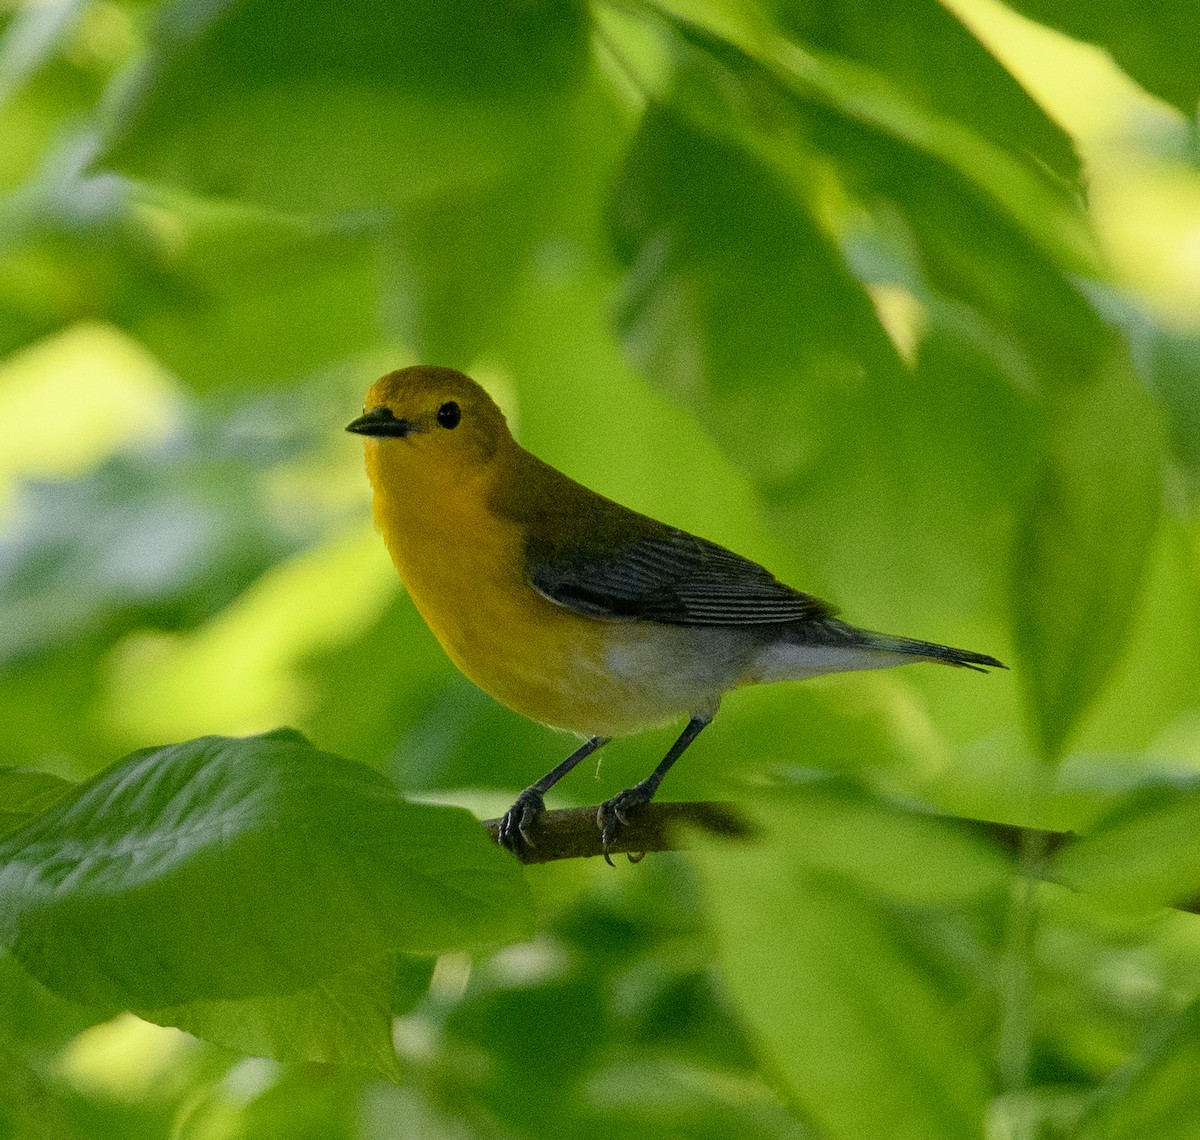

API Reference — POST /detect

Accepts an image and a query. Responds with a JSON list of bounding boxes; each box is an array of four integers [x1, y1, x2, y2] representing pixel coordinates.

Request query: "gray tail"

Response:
[[864, 632, 1007, 673]]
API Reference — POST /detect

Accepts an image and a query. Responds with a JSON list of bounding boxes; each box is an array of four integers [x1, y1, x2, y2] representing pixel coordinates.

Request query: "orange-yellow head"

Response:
[[345, 365, 514, 480]]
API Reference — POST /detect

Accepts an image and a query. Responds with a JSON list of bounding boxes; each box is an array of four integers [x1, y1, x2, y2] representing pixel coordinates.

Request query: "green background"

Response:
[[1, 0, 1200, 1136]]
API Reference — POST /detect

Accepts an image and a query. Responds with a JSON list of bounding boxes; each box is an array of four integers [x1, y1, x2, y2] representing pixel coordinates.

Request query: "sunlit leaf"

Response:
[[690, 786, 1004, 1140], [1006, 0, 1200, 117], [0, 728, 533, 1009], [773, 0, 1081, 187], [143, 955, 403, 1076]]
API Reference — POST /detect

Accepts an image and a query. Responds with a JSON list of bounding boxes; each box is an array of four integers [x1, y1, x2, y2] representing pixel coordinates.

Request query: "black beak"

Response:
[[345, 406, 418, 438]]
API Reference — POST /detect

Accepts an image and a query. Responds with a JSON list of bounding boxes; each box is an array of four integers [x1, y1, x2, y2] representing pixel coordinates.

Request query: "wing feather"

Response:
[[528, 531, 834, 627]]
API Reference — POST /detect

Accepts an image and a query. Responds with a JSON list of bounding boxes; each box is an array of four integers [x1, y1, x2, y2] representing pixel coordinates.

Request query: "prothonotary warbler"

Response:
[[347, 365, 1004, 858]]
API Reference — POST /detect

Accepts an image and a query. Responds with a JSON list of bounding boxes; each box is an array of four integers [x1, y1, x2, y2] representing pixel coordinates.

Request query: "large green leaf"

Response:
[[1011, 354, 1164, 761], [1006, 0, 1200, 117], [97, 0, 587, 214], [0, 728, 533, 1010], [97, 0, 589, 361], [691, 785, 1006, 1140], [772, 0, 1080, 188], [808, 112, 1103, 394], [642, 3, 1094, 275], [610, 104, 904, 490]]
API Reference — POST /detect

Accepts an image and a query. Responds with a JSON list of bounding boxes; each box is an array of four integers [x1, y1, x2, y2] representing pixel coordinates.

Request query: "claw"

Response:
[[597, 784, 651, 866], [498, 789, 545, 855]]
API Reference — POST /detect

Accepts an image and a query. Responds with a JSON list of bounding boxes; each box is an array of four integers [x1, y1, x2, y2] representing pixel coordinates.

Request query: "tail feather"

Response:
[[865, 633, 1006, 673]]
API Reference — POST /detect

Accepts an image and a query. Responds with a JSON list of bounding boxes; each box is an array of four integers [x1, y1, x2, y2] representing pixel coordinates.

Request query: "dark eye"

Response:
[[437, 401, 461, 429]]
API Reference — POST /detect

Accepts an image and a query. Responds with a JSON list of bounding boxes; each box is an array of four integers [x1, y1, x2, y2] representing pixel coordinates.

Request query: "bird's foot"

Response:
[[597, 782, 654, 866], [497, 788, 545, 854]]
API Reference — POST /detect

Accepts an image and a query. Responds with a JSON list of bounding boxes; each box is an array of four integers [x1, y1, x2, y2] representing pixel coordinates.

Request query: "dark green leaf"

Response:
[[773, 0, 1080, 187], [611, 105, 904, 489], [811, 114, 1104, 394], [0, 767, 74, 840], [1011, 353, 1164, 760], [0, 728, 533, 1009]]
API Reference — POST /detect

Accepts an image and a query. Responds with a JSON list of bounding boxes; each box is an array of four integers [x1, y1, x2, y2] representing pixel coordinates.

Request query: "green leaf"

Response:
[[141, 952, 434, 1074], [648, 4, 1095, 278], [97, 0, 588, 215], [0, 767, 74, 840], [690, 786, 1003, 1140], [129, 188, 386, 390], [1075, 998, 1200, 1139], [610, 105, 904, 489], [1005, 0, 1200, 118], [95, 0, 589, 361], [143, 954, 404, 1076], [0, 728, 533, 1010], [0, 146, 386, 387], [773, 0, 1081, 188], [1056, 780, 1200, 912], [1011, 353, 1164, 760], [814, 114, 1103, 393], [0, 419, 303, 663]]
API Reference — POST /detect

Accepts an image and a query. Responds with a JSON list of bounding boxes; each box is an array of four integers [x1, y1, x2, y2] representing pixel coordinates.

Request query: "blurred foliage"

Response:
[[0, 0, 1199, 1136]]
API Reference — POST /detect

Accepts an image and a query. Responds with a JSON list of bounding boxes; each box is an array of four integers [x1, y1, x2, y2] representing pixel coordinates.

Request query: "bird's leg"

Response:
[[597, 714, 712, 863], [497, 736, 609, 853]]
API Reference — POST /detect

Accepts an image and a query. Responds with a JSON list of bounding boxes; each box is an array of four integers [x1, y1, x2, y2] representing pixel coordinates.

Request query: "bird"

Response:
[[347, 365, 1004, 860]]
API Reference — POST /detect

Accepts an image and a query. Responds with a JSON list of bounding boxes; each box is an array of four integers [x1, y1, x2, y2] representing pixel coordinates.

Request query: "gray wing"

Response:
[[528, 531, 835, 626]]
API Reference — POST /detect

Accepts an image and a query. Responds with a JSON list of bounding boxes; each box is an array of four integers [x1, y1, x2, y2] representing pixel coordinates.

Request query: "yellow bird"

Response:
[[347, 365, 1003, 856]]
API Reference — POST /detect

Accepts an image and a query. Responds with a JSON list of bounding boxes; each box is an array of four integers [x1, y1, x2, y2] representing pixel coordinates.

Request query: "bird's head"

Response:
[[347, 366, 513, 478]]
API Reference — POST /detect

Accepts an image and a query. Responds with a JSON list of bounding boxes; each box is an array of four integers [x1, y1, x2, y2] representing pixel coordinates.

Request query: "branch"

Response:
[[481, 801, 1200, 917], [480, 801, 753, 864]]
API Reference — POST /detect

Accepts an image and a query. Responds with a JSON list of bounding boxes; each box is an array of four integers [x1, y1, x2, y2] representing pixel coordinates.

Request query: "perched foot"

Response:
[[497, 788, 546, 854], [597, 781, 655, 866]]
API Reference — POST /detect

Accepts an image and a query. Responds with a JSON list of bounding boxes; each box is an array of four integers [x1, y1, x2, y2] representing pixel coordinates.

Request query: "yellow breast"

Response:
[[368, 443, 700, 737]]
